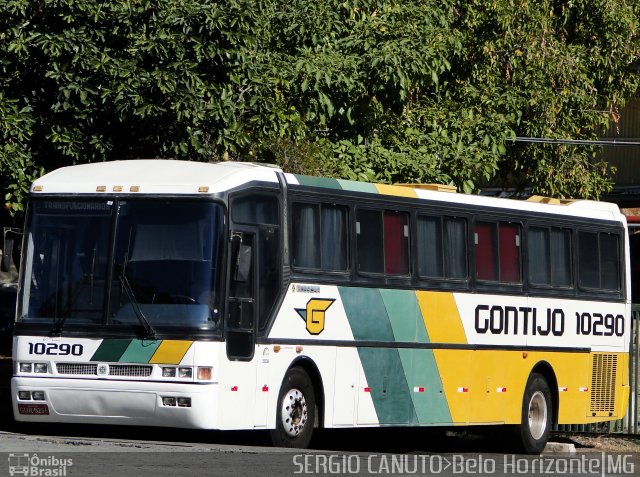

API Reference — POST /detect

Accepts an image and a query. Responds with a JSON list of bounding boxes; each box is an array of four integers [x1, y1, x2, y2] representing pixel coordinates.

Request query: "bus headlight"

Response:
[[18, 391, 31, 400], [34, 363, 48, 374], [19, 363, 32, 373], [162, 367, 176, 378], [177, 367, 192, 378], [177, 397, 191, 407]]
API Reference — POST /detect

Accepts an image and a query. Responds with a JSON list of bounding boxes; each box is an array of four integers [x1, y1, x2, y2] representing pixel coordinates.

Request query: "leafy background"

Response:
[[2, 0, 639, 225]]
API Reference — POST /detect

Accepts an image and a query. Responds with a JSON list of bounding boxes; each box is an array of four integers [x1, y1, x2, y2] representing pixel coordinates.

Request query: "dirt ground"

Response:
[[557, 433, 640, 452]]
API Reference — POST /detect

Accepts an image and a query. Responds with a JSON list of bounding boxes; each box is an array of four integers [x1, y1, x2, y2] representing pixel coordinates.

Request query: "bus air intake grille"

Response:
[[56, 363, 98, 375], [108, 365, 152, 377], [590, 354, 617, 413], [56, 363, 152, 377]]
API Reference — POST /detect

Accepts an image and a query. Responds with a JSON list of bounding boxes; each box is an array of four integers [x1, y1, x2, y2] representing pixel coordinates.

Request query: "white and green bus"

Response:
[[12, 160, 630, 453]]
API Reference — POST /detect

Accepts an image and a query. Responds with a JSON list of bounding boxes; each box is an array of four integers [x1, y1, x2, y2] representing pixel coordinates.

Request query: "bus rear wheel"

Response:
[[516, 373, 552, 454], [270, 367, 316, 448]]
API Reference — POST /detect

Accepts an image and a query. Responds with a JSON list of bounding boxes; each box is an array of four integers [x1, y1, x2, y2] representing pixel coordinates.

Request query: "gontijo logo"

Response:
[[296, 299, 335, 335]]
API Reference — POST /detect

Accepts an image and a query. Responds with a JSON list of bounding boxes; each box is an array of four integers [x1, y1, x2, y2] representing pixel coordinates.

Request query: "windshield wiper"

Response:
[[119, 273, 157, 340]]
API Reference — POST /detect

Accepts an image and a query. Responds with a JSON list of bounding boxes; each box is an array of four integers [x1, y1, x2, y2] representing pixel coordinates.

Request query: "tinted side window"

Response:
[[474, 222, 497, 281], [417, 215, 467, 279], [356, 209, 383, 274], [384, 211, 409, 275], [356, 209, 410, 276], [600, 233, 620, 290], [232, 195, 278, 225], [579, 232, 600, 289], [475, 221, 521, 283], [292, 203, 348, 271], [528, 226, 572, 287]]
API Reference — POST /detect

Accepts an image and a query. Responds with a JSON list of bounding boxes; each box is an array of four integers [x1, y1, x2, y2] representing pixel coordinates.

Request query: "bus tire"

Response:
[[270, 367, 316, 448], [516, 372, 552, 454]]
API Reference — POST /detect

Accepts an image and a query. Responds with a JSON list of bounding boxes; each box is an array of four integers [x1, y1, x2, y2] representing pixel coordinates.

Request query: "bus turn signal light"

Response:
[[197, 367, 212, 380]]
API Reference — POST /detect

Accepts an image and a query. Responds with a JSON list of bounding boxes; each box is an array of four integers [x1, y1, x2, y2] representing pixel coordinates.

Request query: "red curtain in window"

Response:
[[384, 212, 409, 274], [499, 223, 520, 282], [475, 223, 496, 280]]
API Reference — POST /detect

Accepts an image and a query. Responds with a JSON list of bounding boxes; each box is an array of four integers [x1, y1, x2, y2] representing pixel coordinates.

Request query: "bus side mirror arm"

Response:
[[231, 233, 252, 283], [1, 237, 13, 273]]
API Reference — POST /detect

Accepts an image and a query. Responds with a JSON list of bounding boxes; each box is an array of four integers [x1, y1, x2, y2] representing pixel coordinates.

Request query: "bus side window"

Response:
[[292, 203, 348, 271], [474, 221, 521, 283], [417, 215, 467, 279], [579, 231, 621, 291]]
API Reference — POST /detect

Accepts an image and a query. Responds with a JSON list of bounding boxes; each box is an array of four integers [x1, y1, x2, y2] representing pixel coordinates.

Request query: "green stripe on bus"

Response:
[[358, 347, 418, 425], [340, 287, 418, 424], [294, 175, 342, 189], [119, 339, 162, 363], [336, 179, 378, 194], [91, 339, 132, 362], [338, 287, 395, 341], [380, 289, 429, 343], [399, 348, 452, 424]]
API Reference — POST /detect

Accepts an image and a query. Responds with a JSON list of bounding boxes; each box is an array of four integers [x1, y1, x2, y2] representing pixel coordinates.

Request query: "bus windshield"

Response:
[[18, 199, 224, 332]]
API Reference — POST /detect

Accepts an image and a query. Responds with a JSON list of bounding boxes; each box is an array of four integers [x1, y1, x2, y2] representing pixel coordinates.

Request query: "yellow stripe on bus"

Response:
[[416, 291, 467, 344], [149, 340, 193, 365], [374, 184, 419, 198]]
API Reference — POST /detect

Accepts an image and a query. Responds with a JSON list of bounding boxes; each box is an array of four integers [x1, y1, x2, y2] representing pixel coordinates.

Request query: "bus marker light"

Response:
[[296, 346, 303, 354], [96, 186, 106, 192], [559, 387, 568, 392], [364, 387, 371, 393], [198, 186, 209, 193], [130, 185, 140, 192], [579, 387, 589, 392], [177, 397, 191, 407], [496, 387, 507, 393], [262, 385, 269, 392], [197, 367, 212, 380], [457, 387, 469, 393], [113, 185, 123, 192], [162, 397, 177, 406], [413, 387, 425, 393], [231, 386, 238, 392], [33, 185, 43, 192], [18, 391, 31, 401], [273, 346, 281, 353], [522, 352, 528, 359]]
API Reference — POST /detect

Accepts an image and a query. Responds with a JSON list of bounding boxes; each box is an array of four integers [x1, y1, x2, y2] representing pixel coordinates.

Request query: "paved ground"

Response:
[[1, 357, 639, 476]]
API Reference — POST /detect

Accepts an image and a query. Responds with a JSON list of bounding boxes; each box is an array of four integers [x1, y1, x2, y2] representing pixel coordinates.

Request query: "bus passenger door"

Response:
[[226, 230, 256, 361]]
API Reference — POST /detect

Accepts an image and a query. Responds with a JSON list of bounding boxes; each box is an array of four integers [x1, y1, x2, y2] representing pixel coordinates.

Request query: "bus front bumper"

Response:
[[12, 376, 220, 429]]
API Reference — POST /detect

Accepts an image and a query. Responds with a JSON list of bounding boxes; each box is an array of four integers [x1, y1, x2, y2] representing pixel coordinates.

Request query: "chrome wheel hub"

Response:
[[280, 387, 308, 437]]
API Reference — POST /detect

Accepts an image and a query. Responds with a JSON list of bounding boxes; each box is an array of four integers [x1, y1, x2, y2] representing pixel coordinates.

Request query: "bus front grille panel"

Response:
[[56, 363, 98, 375], [56, 363, 152, 377], [590, 354, 617, 414], [108, 364, 152, 377]]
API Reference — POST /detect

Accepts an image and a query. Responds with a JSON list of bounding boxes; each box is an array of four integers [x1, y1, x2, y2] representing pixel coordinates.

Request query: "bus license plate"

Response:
[[18, 403, 49, 415]]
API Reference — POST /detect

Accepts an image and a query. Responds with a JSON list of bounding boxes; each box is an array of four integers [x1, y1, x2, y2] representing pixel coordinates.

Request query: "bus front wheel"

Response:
[[516, 372, 552, 454], [270, 367, 316, 448]]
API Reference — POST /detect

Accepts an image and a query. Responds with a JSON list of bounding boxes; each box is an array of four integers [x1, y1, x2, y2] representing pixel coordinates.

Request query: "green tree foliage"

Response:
[[1, 0, 639, 217]]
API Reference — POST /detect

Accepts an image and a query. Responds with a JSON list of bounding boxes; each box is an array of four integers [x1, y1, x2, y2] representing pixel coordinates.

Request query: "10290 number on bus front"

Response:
[[28, 342, 84, 356]]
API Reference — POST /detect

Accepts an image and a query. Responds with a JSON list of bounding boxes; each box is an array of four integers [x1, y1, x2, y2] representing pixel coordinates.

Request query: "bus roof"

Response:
[[31, 160, 623, 223]]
